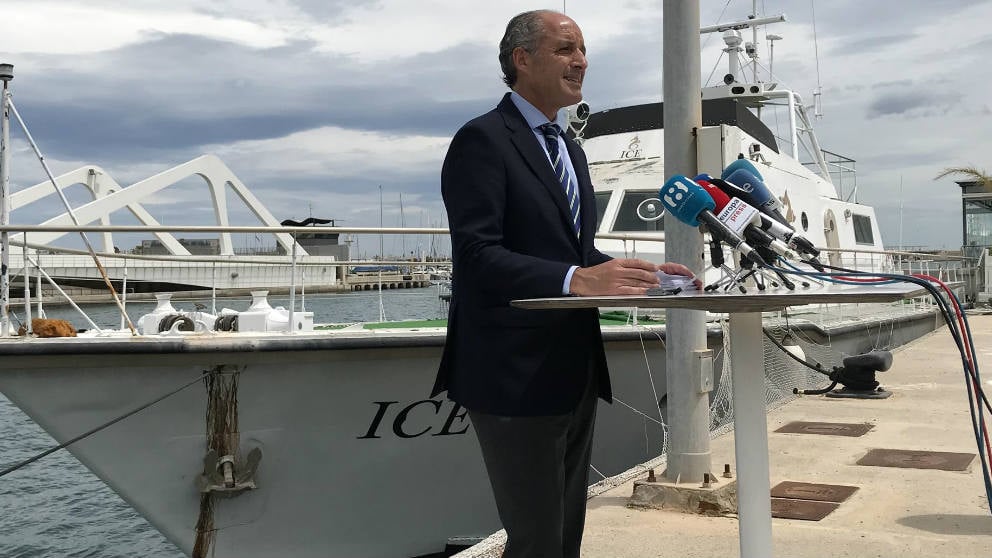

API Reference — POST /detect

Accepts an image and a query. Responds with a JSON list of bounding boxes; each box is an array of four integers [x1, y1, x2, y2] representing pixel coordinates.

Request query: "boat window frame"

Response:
[[610, 190, 665, 233], [852, 214, 875, 245]]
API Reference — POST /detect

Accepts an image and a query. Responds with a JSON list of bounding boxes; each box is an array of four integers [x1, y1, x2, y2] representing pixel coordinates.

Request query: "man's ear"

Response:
[[511, 47, 529, 78]]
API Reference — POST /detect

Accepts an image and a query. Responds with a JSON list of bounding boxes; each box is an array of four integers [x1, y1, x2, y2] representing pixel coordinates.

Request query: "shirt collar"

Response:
[[510, 91, 565, 130]]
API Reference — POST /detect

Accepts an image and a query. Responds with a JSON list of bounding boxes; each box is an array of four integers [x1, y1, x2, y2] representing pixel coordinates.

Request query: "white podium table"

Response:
[[512, 283, 925, 558]]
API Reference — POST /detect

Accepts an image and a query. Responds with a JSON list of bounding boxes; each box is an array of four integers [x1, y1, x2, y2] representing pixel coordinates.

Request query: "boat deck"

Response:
[[458, 313, 992, 558]]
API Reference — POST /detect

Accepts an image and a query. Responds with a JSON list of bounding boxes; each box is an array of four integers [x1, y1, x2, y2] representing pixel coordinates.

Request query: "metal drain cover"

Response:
[[775, 421, 874, 437], [771, 481, 859, 503], [856, 449, 975, 471], [771, 498, 839, 521]]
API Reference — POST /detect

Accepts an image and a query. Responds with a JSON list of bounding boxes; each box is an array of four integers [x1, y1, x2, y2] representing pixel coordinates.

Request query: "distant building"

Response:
[[957, 180, 992, 251], [276, 226, 349, 260], [134, 238, 220, 255]]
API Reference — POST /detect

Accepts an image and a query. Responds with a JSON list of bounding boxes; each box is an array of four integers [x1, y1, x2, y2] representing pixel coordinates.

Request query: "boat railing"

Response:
[[0, 224, 453, 336], [0, 223, 972, 335], [804, 149, 858, 202]]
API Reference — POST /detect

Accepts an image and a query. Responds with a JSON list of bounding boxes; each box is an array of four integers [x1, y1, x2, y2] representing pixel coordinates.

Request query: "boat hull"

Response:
[[0, 331, 671, 558], [0, 309, 941, 557]]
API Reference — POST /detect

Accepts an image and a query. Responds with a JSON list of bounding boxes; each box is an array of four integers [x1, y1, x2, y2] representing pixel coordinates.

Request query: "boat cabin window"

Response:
[[852, 214, 874, 245], [595, 192, 611, 230], [612, 190, 664, 232]]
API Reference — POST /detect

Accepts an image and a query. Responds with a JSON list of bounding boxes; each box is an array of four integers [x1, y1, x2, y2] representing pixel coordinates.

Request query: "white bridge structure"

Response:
[[8, 155, 346, 294]]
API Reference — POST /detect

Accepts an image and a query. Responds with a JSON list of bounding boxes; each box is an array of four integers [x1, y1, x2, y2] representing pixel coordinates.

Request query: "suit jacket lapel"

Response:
[[497, 94, 581, 251]]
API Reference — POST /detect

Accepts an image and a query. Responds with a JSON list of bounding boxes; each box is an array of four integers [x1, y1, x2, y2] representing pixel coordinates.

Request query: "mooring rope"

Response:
[[193, 365, 243, 558]]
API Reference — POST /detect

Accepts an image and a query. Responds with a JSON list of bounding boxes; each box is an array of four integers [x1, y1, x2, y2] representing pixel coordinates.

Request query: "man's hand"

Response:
[[570, 258, 662, 296], [570, 259, 702, 296]]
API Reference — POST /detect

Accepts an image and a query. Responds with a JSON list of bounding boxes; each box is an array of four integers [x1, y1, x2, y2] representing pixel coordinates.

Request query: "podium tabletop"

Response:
[[511, 282, 927, 314]]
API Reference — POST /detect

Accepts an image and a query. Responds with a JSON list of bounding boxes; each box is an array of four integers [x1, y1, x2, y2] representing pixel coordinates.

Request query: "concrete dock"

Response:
[[579, 315, 991, 557], [457, 314, 992, 558]]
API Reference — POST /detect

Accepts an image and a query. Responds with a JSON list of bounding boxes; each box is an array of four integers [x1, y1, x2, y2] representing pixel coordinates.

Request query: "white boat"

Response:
[[0, 6, 963, 558]]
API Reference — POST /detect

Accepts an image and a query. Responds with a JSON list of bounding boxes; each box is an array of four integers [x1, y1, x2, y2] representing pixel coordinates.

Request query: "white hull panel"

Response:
[[0, 331, 667, 557]]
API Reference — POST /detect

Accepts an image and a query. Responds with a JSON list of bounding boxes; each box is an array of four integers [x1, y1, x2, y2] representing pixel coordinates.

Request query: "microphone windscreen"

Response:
[[698, 180, 732, 212], [724, 168, 777, 208], [659, 175, 715, 227], [694, 173, 714, 182], [722, 158, 763, 181]]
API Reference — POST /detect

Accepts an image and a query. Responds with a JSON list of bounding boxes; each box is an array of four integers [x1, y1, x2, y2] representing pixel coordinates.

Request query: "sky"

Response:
[[1, 0, 989, 256]]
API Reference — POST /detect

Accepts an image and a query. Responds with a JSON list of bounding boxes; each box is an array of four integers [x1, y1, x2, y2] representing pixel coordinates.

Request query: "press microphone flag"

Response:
[[707, 173, 821, 260], [697, 177, 792, 257], [660, 175, 767, 267]]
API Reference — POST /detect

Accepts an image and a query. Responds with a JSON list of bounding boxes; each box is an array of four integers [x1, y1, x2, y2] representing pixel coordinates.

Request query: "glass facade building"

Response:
[[960, 181, 992, 253]]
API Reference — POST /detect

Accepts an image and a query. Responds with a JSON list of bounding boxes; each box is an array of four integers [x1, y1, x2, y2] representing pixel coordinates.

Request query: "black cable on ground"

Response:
[[773, 261, 992, 514]]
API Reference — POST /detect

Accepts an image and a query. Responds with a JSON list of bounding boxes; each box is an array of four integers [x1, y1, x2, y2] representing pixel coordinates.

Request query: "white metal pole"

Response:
[[289, 233, 297, 333], [35, 254, 43, 318], [0, 65, 12, 337], [28, 256, 101, 331], [23, 231, 31, 333], [899, 176, 904, 251], [211, 261, 217, 315], [663, 0, 711, 482], [787, 92, 798, 160], [120, 257, 128, 331], [378, 185, 385, 322], [729, 311, 774, 557]]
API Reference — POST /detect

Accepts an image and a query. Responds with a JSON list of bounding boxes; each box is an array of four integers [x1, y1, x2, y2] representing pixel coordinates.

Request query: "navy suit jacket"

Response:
[[432, 93, 613, 416]]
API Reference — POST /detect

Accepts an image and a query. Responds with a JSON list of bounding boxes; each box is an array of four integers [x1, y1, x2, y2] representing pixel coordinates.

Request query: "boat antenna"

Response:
[[811, 0, 823, 118], [0, 64, 137, 334], [750, 0, 759, 83], [767, 33, 782, 80]]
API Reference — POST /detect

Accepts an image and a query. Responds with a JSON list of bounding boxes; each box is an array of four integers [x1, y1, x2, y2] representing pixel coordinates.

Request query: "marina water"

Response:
[[0, 287, 448, 558]]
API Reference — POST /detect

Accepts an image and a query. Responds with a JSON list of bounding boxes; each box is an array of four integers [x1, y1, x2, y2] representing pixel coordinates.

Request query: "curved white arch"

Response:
[[11, 154, 307, 256]]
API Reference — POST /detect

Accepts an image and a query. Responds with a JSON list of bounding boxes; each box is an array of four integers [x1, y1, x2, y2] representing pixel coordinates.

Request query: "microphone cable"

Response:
[[769, 259, 992, 515]]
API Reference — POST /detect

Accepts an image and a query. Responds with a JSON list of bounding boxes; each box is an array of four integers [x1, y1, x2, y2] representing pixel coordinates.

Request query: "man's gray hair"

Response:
[[499, 10, 553, 87]]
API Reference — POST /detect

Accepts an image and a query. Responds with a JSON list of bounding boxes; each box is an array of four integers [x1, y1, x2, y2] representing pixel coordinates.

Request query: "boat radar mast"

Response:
[[699, 11, 832, 180]]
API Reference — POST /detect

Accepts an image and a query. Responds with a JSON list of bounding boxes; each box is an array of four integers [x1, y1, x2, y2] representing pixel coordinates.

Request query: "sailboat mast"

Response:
[[0, 63, 12, 337]]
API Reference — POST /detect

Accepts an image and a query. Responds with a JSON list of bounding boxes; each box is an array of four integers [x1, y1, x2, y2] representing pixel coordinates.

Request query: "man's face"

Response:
[[514, 14, 587, 119]]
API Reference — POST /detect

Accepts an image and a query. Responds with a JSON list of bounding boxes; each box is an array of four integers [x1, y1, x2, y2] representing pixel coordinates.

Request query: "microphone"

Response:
[[697, 176, 805, 289], [695, 177, 793, 259], [707, 173, 821, 260], [721, 158, 764, 181], [660, 175, 767, 267], [721, 168, 786, 221]]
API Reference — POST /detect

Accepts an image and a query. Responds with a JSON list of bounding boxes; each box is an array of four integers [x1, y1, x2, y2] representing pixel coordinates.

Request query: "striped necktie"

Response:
[[538, 123, 581, 238]]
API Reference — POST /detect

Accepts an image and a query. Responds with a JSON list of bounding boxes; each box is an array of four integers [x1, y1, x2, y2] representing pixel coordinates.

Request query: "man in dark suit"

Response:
[[432, 9, 696, 558]]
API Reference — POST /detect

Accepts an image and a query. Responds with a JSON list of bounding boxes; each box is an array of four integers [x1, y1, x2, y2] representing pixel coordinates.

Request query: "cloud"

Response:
[[834, 34, 919, 54], [8, 32, 500, 164], [288, 0, 382, 19], [5, 0, 992, 253], [866, 90, 963, 119]]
